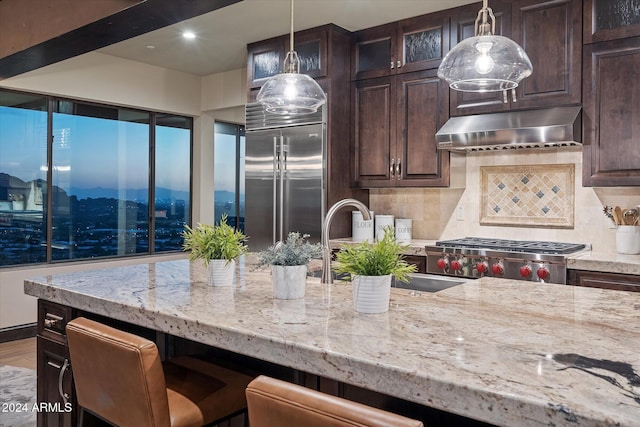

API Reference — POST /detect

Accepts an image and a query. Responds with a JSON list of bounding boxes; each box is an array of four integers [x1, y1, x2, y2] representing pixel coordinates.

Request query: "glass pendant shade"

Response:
[[438, 34, 532, 92], [437, 0, 532, 92], [256, 0, 326, 115], [257, 72, 326, 115]]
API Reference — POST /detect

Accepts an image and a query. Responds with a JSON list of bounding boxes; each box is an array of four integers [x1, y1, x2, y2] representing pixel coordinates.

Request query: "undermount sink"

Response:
[[307, 269, 349, 281], [392, 273, 467, 293], [309, 270, 467, 293]]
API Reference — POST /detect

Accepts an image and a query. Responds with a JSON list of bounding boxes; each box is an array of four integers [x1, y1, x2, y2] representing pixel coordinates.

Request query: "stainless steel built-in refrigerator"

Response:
[[244, 103, 326, 251]]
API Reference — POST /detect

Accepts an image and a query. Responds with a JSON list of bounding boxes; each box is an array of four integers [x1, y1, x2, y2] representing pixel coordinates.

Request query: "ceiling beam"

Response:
[[0, 0, 243, 79]]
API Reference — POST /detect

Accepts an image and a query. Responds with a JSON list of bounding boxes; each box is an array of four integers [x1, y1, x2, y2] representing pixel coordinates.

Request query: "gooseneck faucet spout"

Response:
[[321, 198, 371, 284]]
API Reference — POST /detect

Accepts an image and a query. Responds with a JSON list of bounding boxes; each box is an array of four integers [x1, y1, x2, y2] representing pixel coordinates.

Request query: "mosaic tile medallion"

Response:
[[480, 164, 575, 228]]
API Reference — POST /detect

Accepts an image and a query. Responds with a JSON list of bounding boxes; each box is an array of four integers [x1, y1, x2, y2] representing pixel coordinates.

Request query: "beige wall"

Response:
[[0, 54, 247, 329], [0, 253, 186, 328]]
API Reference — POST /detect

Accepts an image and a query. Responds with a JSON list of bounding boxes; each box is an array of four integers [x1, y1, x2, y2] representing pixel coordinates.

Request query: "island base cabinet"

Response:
[[297, 373, 495, 426], [568, 270, 640, 292], [36, 337, 75, 427]]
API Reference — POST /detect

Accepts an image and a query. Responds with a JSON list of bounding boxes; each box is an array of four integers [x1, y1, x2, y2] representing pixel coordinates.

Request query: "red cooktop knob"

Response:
[[450, 259, 462, 271], [476, 262, 488, 274], [519, 265, 532, 278], [537, 267, 550, 281], [491, 263, 504, 275], [436, 258, 448, 270]]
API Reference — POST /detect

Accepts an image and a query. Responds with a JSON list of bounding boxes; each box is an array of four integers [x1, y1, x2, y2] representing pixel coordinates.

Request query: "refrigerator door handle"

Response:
[[278, 135, 285, 243], [273, 136, 278, 245]]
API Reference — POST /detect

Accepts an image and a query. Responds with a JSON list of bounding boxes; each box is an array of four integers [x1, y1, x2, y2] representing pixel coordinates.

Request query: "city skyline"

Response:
[[1, 106, 191, 196]]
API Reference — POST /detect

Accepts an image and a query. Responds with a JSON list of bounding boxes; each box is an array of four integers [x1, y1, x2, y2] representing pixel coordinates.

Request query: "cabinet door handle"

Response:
[[502, 90, 508, 104], [58, 358, 70, 405], [44, 313, 63, 328], [396, 159, 402, 179], [48, 359, 71, 404], [511, 88, 517, 103], [390, 158, 395, 176], [390, 61, 395, 69]]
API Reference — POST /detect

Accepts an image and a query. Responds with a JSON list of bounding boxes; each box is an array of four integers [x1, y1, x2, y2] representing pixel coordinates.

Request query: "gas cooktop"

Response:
[[434, 237, 586, 255], [425, 237, 590, 284]]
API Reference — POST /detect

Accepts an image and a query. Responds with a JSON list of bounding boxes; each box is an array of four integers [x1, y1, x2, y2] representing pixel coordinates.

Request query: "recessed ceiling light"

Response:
[[182, 31, 196, 40], [145, 45, 155, 49]]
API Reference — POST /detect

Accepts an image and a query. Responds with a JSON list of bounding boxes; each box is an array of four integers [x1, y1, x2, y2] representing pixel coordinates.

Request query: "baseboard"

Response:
[[0, 323, 37, 343]]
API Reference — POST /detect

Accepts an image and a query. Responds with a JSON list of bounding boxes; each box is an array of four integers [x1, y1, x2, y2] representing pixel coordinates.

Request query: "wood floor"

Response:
[[0, 337, 36, 369]]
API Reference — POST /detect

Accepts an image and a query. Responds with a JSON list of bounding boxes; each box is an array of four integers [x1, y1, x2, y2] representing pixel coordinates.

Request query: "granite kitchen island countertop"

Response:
[[24, 258, 640, 427]]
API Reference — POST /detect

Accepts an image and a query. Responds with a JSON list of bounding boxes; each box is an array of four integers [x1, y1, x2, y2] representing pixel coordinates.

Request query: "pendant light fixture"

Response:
[[438, 0, 532, 92], [256, 0, 326, 115]]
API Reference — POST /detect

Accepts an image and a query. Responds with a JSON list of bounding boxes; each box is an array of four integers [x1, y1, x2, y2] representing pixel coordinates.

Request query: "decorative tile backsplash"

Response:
[[480, 164, 575, 228]]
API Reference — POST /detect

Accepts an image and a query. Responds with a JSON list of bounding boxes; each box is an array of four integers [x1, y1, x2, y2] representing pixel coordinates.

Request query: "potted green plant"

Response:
[[333, 227, 416, 313], [257, 232, 322, 299], [182, 214, 248, 286]]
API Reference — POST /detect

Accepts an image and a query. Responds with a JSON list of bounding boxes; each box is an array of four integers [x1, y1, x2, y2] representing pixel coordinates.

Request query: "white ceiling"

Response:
[[98, 0, 477, 76]]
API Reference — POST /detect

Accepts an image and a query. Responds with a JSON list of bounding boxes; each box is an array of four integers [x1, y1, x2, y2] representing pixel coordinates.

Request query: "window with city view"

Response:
[[214, 122, 245, 231], [0, 89, 192, 267], [155, 114, 191, 252]]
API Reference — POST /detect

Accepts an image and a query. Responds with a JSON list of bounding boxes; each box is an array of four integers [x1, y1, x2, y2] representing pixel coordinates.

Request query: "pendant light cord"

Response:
[[290, 0, 294, 50], [284, 0, 300, 73], [475, 0, 495, 36]]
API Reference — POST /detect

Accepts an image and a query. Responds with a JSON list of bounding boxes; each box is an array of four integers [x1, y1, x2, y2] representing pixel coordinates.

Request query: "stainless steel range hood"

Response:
[[436, 106, 581, 152]]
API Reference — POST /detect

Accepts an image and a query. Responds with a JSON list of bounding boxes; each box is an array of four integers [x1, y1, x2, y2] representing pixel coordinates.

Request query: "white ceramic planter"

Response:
[[352, 274, 392, 314], [207, 259, 235, 286], [272, 265, 307, 299]]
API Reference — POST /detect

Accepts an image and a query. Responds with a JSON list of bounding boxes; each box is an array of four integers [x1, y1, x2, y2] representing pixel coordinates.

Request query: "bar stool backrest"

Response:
[[66, 317, 171, 427], [246, 375, 424, 427]]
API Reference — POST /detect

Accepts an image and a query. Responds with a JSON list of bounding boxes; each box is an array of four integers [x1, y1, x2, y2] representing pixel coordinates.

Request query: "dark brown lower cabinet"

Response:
[[568, 270, 640, 292], [403, 255, 426, 273], [36, 337, 75, 427]]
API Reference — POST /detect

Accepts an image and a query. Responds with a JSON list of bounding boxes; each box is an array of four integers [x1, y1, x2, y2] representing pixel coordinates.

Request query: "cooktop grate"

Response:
[[434, 237, 586, 254]]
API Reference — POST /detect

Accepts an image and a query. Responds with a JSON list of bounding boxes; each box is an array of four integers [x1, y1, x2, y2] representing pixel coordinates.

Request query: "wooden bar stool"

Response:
[[66, 317, 253, 427], [246, 375, 424, 427]]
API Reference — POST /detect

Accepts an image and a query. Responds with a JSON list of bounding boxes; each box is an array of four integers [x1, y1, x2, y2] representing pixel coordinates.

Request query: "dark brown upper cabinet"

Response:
[[584, 0, 640, 44], [247, 26, 330, 91], [247, 36, 286, 90], [512, 0, 582, 109], [449, 0, 582, 116], [583, 36, 640, 187], [352, 69, 450, 188], [292, 29, 329, 79], [351, 11, 450, 80]]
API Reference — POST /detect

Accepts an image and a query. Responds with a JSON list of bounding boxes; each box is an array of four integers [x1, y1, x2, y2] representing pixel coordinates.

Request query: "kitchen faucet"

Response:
[[321, 198, 372, 284]]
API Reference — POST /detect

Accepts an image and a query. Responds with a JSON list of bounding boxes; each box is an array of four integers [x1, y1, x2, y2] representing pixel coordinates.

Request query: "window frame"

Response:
[[0, 88, 193, 268]]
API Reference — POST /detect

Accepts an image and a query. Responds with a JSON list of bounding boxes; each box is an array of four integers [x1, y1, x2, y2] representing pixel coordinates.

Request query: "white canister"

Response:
[[352, 211, 374, 242], [375, 215, 395, 241], [395, 218, 412, 243], [616, 225, 640, 254]]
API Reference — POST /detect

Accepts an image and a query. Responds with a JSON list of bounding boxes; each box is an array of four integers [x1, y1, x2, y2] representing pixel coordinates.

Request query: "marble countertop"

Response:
[[568, 251, 640, 275], [24, 258, 640, 427]]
